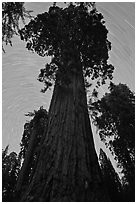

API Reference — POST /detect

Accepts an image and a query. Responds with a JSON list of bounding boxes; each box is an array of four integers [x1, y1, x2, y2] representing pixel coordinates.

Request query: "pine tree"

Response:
[[17, 3, 114, 201]]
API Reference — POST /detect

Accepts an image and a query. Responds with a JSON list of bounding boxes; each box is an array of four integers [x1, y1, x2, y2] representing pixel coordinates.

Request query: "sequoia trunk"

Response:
[[21, 63, 109, 201]]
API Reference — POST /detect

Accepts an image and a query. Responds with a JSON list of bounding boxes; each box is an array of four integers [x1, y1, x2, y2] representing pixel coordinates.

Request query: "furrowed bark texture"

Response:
[[21, 63, 109, 201]]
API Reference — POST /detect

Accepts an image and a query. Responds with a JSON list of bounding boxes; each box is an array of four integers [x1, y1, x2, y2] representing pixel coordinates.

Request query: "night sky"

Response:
[[2, 2, 135, 155]]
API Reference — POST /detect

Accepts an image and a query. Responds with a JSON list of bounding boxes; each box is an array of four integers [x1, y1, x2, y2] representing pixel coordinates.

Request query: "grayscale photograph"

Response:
[[2, 2, 135, 202]]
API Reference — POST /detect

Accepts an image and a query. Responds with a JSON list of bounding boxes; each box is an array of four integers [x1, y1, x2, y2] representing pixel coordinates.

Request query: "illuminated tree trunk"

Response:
[[21, 60, 109, 201]]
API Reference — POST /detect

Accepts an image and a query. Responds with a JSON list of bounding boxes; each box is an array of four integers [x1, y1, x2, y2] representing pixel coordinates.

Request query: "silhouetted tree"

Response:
[[2, 2, 32, 52], [16, 107, 48, 198], [90, 82, 135, 201], [18, 2, 114, 201], [99, 148, 123, 201], [2, 146, 21, 201], [2, 107, 48, 201]]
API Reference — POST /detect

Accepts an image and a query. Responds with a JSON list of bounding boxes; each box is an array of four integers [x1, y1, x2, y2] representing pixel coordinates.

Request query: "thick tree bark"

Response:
[[21, 62, 109, 201]]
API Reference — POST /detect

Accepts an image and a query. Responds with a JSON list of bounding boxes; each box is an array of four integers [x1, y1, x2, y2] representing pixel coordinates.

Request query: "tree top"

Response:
[[19, 2, 114, 91]]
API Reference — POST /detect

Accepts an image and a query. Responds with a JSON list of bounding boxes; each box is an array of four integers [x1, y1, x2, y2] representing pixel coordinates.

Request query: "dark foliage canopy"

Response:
[[19, 2, 114, 92], [2, 2, 32, 51], [90, 82, 135, 157], [2, 146, 21, 201], [20, 107, 48, 158], [90, 82, 135, 201]]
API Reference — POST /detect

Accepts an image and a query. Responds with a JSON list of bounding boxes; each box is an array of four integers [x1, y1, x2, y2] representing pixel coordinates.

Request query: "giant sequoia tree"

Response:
[[17, 2, 114, 201]]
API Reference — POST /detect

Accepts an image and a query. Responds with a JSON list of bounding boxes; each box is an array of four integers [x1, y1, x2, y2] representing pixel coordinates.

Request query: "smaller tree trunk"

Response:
[[16, 125, 37, 195]]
